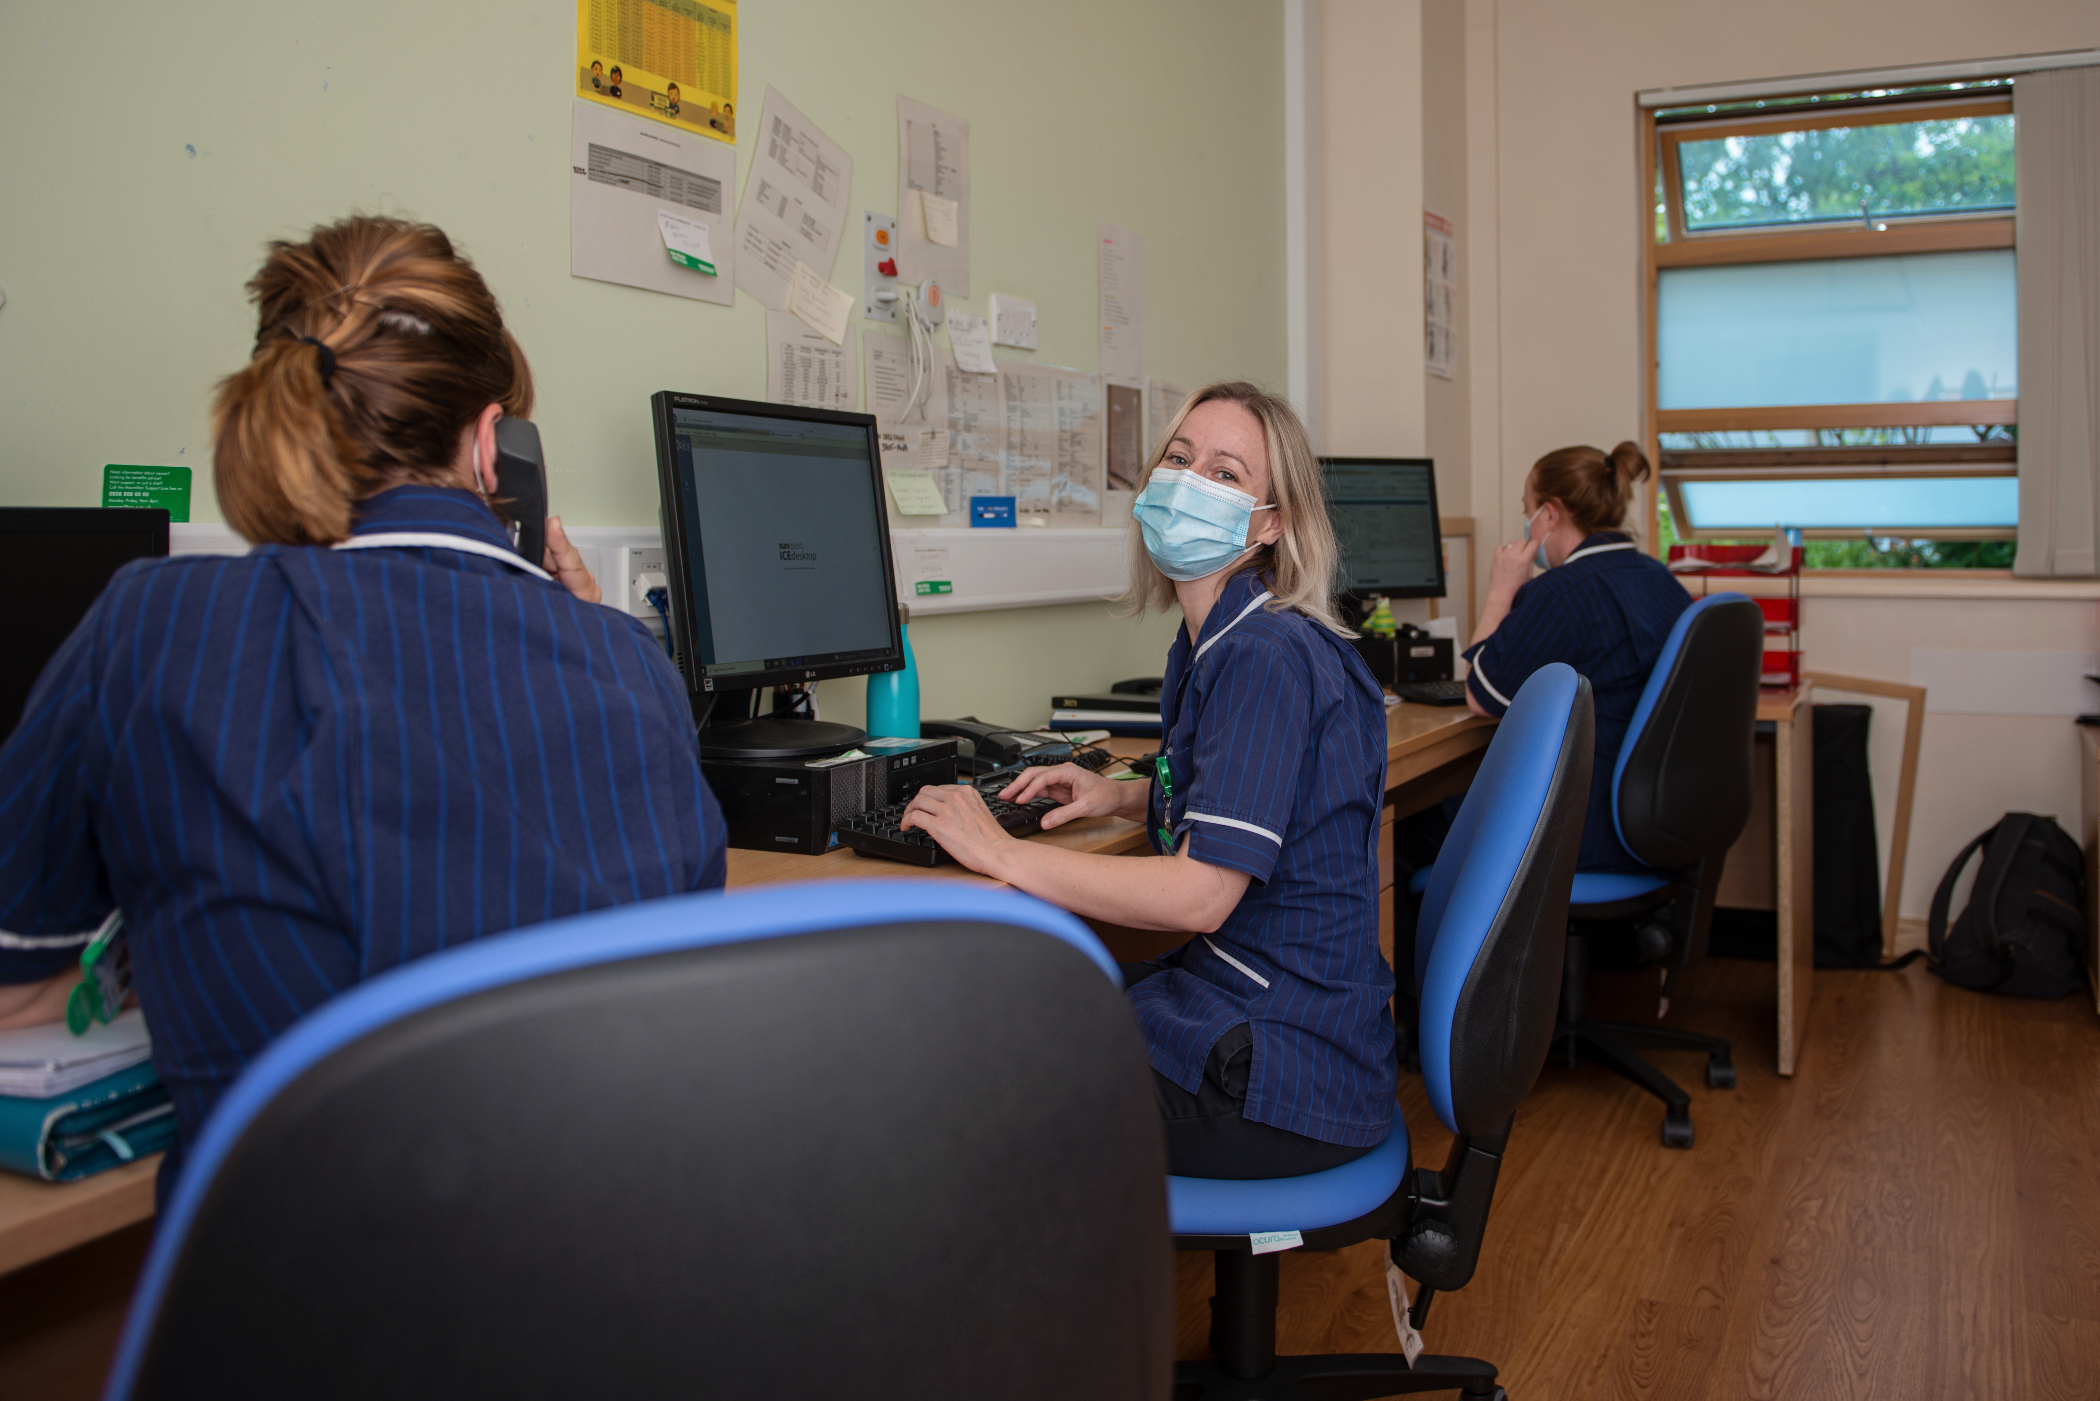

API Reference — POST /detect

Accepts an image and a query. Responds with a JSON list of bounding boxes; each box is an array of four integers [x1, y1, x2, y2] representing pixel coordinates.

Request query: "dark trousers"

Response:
[[1120, 963, 1376, 1180]]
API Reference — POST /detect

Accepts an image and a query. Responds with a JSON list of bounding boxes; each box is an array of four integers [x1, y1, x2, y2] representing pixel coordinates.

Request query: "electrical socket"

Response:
[[616, 545, 667, 619]]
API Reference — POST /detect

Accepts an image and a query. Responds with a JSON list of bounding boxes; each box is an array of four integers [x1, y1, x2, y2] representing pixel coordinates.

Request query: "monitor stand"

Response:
[[701, 713, 869, 760]]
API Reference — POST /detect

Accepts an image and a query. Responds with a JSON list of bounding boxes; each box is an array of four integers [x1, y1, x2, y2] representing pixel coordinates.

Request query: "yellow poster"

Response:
[[576, 0, 737, 143]]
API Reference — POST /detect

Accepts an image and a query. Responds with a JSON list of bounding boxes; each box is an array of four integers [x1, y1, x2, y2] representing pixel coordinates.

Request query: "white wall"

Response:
[[1318, 0, 1426, 464], [0, 0, 1282, 731]]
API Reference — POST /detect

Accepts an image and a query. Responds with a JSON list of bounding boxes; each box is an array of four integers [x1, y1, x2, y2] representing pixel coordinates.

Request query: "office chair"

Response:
[[1171, 663, 1593, 1400], [1557, 593, 1763, 1148], [104, 882, 1172, 1401]]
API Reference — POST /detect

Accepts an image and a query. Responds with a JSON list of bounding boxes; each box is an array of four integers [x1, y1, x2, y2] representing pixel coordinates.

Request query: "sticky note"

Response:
[[946, 312, 997, 375], [657, 211, 716, 275], [788, 260, 854, 345], [920, 190, 959, 248], [101, 465, 191, 522], [885, 470, 949, 517], [914, 427, 952, 470]]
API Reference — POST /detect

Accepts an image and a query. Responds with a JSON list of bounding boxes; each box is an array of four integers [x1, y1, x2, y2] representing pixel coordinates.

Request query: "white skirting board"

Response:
[[171, 523, 1135, 620]]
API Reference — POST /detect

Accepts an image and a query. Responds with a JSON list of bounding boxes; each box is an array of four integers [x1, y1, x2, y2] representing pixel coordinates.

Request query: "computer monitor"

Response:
[[651, 393, 903, 757], [0, 507, 170, 743], [1321, 456, 1445, 604]]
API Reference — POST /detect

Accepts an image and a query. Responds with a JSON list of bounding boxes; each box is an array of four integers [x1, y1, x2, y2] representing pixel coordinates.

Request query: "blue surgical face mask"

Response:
[[1134, 468, 1276, 582], [1521, 505, 1551, 570]]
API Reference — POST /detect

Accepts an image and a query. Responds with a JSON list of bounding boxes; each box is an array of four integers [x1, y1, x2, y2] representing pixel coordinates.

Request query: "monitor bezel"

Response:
[[0, 506, 172, 551], [650, 392, 904, 710], [1319, 455, 1446, 602]]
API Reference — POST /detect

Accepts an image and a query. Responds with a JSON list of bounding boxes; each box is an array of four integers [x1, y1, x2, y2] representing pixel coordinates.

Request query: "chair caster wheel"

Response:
[[1706, 1056, 1736, 1089], [1662, 1110, 1694, 1148]]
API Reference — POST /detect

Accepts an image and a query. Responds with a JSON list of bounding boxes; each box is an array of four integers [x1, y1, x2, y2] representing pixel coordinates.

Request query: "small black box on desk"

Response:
[[1350, 633, 1455, 685], [702, 737, 958, 855]]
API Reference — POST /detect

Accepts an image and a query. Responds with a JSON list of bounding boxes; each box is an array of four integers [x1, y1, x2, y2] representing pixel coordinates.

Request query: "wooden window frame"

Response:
[[1640, 94, 2019, 556], [1658, 94, 2014, 261]]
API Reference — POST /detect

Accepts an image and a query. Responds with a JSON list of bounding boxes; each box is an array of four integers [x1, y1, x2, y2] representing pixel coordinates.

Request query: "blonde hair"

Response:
[[1119, 381, 1352, 637], [212, 216, 534, 545]]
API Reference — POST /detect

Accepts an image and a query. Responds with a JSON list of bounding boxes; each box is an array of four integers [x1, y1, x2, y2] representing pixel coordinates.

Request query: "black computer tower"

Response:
[[701, 738, 959, 855]]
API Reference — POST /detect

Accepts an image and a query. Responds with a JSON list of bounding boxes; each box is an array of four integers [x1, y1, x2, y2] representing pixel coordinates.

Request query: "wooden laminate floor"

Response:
[[1176, 958, 2100, 1399]]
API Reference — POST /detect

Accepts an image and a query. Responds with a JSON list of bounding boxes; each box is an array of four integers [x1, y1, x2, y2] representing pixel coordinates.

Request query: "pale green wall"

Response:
[[0, 0, 1284, 727]]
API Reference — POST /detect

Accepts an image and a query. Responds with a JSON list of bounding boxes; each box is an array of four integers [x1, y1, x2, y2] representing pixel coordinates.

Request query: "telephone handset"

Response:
[[920, 717, 1075, 775], [492, 416, 549, 567]]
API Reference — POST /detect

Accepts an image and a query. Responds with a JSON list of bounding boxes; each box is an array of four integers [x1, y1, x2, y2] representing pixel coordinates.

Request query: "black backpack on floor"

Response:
[[1927, 813, 2087, 999]]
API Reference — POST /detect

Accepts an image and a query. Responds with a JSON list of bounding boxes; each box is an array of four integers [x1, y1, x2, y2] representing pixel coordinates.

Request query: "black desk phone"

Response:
[[492, 416, 550, 567], [918, 717, 1123, 778], [920, 718, 1072, 775]]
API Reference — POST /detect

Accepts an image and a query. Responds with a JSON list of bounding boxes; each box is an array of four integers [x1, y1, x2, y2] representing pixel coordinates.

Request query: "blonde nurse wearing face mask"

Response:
[[900, 382, 1393, 1181]]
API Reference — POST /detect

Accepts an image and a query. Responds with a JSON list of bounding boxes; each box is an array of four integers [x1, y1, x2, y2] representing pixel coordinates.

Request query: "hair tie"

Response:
[[294, 334, 336, 383]]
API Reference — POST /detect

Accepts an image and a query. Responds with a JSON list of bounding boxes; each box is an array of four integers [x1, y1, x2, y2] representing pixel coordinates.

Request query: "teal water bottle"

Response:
[[865, 603, 920, 739]]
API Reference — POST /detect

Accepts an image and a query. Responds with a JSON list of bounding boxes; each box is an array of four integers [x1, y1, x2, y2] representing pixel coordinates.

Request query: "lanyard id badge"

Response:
[[1153, 752, 1176, 853], [66, 910, 130, 1036]]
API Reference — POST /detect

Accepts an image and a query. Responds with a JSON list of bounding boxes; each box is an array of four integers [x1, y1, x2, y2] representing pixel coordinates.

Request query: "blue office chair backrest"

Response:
[[105, 882, 1169, 1401], [1609, 592, 1765, 871], [1416, 664, 1594, 1136]]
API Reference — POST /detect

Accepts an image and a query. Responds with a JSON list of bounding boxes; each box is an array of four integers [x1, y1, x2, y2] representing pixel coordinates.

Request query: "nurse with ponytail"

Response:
[[0, 216, 728, 1192], [901, 382, 1393, 1179]]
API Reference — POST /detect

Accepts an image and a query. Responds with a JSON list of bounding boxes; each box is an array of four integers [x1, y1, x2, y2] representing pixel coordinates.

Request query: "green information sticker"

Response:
[[102, 465, 191, 522], [914, 580, 953, 596]]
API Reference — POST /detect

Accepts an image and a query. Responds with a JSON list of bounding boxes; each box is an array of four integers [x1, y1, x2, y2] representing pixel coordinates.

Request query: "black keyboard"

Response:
[[836, 785, 1063, 866], [1392, 680, 1469, 706]]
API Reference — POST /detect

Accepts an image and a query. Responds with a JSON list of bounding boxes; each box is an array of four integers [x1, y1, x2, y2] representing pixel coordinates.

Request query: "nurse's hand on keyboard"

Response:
[[999, 761, 1149, 829]]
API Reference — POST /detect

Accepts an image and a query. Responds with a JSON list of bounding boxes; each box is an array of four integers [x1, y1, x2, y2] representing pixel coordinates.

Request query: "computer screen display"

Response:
[[652, 394, 901, 696], [0, 508, 169, 742], [1322, 457, 1445, 599]]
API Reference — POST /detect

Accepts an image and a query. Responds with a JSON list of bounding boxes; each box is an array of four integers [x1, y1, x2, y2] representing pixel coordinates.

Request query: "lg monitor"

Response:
[[1321, 456, 1445, 605], [650, 393, 903, 757], [0, 507, 170, 742]]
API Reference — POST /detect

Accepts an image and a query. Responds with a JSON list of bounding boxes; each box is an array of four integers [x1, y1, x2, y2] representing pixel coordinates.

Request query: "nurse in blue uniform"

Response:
[[900, 383, 1394, 1179], [0, 217, 729, 1192], [1389, 441, 1690, 1057], [1460, 441, 1690, 872]]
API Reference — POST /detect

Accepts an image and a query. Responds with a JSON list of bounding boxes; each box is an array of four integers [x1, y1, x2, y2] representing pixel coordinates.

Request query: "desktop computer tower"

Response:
[[1350, 634, 1456, 686], [701, 737, 960, 855]]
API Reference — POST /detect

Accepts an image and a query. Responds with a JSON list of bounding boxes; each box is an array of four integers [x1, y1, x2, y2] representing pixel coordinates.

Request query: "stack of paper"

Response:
[[0, 1010, 152, 1099]]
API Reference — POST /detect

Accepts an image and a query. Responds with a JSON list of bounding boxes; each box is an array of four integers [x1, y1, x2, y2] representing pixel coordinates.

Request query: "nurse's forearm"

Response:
[[1471, 592, 1513, 646], [981, 841, 1251, 934]]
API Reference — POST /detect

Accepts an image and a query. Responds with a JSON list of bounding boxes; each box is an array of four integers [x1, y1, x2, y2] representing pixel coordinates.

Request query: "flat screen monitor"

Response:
[[651, 393, 902, 754], [1321, 456, 1445, 601], [0, 507, 170, 743]]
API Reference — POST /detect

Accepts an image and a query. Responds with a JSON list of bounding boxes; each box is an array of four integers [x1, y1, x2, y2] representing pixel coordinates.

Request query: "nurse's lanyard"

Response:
[[1153, 753, 1176, 853]]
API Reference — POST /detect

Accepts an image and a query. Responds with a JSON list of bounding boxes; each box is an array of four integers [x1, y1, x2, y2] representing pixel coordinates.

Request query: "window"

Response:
[[1644, 83, 2017, 568]]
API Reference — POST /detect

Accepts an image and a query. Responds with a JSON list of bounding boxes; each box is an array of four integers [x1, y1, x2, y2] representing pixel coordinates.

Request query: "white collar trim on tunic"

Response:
[[333, 531, 553, 582], [1193, 590, 1274, 665], [1561, 540, 1638, 566]]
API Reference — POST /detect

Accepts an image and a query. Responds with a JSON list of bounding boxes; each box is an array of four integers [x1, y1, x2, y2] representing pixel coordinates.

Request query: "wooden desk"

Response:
[[2080, 726, 2100, 1019], [1765, 686, 1815, 1077], [1711, 687, 1816, 1075], [725, 702, 1495, 888], [0, 1158, 160, 1280], [0, 703, 1495, 1289]]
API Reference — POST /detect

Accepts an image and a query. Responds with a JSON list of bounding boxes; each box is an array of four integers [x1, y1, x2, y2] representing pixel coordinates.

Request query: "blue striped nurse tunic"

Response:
[[0, 486, 727, 1190], [1129, 568, 1396, 1148]]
